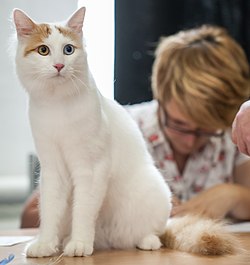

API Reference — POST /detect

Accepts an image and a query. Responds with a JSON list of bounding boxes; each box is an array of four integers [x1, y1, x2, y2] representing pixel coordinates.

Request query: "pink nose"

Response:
[[54, 63, 65, 72]]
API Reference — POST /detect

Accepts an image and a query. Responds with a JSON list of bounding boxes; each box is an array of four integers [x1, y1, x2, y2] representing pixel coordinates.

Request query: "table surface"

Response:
[[0, 229, 250, 265]]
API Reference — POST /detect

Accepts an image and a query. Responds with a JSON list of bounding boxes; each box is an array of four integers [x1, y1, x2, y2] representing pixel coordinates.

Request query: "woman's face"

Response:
[[159, 99, 221, 156]]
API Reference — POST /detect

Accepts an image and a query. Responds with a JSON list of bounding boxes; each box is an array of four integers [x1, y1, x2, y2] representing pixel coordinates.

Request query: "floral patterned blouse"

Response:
[[126, 100, 250, 201]]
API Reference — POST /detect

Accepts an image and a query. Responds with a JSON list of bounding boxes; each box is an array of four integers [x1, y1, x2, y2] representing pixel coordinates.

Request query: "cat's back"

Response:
[[101, 97, 147, 144], [100, 96, 154, 168]]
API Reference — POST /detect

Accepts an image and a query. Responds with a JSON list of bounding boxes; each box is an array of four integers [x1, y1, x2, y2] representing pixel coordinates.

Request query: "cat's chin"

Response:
[[50, 73, 68, 83], [52, 74, 65, 79]]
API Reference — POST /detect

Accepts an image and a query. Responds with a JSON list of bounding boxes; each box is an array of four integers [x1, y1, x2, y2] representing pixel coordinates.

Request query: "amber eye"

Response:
[[63, 44, 75, 55], [37, 45, 50, 56]]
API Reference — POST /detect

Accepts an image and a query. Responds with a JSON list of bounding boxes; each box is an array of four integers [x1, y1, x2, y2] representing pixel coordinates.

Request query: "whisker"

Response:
[[69, 76, 81, 96], [71, 73, 90, 91]]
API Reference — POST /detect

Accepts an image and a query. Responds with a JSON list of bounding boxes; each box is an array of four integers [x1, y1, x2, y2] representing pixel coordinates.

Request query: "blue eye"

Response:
[[63, 44, 75, 55]]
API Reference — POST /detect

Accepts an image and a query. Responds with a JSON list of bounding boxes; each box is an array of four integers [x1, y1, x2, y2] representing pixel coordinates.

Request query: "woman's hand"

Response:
[[170, 184, 240, 219], [232, 100, 250, 156]]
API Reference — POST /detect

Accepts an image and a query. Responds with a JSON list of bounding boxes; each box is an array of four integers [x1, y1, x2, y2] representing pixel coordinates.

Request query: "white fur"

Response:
[[13, 7, 172, 257]]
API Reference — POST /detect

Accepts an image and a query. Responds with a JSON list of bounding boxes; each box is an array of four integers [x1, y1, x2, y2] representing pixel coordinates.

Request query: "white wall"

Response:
[[0, 1, 78, 185], [78, 0, 114, 100]]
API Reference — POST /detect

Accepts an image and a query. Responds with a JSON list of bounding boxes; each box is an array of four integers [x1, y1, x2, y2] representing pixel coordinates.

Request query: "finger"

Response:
[[231, 119, 238, 144], [243, 133, 250, 156], [171, 196, 181, 207], [170, 208, 177, 217], [170, 206, 182, 217], [170, 205, 188, 217], [204, 209, 225, 220], [232, 124, 250, 155], [237, 133, 249, 155]]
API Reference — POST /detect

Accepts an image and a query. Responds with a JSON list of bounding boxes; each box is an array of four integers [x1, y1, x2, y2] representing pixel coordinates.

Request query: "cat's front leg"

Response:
[[64, 160, 109, 257], [26, 237, 60, 258], [63, 213, 95, 257], [27, 169, 70, 257]]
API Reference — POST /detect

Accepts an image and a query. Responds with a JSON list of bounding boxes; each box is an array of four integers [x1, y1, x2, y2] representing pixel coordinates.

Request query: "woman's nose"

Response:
[[183, 134, 198, 146]]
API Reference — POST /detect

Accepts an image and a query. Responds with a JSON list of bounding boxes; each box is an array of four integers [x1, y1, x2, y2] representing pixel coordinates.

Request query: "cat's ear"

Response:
[[13, 9, 36, 38], [66, 7, 86, 35]]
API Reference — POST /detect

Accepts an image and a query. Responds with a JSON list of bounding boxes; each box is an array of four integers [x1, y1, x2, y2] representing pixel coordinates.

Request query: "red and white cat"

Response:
[[13, 7, 239, 257]]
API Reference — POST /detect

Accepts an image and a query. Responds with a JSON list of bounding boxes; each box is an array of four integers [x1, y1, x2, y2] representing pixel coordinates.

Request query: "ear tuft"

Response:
[[66, 7, 86, 35], [13, 9, 35, 38]]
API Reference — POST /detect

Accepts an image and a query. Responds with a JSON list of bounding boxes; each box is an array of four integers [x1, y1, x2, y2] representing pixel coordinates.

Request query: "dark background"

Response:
[[114, 0, 250, 105]]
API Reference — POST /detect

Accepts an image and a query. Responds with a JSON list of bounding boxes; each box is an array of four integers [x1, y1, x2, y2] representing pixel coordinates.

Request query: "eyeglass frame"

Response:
[[158, 102, 225, 138]]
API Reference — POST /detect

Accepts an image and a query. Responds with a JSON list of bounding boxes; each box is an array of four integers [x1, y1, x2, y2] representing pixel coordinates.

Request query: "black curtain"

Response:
[[114, 0, 250, 105]]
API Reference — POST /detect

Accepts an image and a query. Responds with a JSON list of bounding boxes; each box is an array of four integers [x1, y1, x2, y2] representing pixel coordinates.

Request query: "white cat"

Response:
[[13, 7, 239, 257]]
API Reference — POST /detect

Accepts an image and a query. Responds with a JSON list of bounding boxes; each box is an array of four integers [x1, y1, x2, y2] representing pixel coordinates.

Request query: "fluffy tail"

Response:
[[160, 215, 241, 255]]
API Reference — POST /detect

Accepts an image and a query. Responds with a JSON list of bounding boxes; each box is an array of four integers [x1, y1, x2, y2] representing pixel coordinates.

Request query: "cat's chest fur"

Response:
[[30, 92, 101, 136], [29, 90, 109, 169]]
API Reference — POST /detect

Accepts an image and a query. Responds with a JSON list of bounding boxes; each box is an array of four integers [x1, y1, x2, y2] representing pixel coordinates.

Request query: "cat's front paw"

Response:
[[63, 240, 94, 257], [26, 238, 59, 257]]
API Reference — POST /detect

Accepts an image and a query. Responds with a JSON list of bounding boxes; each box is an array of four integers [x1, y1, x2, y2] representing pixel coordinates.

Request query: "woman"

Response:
[[21, 25, 250, 228]]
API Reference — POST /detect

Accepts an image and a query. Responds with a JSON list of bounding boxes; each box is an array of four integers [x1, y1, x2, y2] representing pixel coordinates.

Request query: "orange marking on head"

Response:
[[24, 24, 52, 56], [55, 26, 82, 48]]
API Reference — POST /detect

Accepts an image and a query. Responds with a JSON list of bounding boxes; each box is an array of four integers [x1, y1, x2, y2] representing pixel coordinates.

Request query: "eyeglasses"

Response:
[[158, 104, 224, 138]]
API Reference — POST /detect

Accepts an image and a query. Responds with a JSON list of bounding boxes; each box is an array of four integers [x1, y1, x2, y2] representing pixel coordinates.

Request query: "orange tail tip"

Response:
[[160, 215, 242, 255]]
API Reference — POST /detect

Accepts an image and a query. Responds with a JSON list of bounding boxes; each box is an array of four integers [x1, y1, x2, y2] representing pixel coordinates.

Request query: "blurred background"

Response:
[[115, 0, 250, 105], [1, 0, 249, 229]]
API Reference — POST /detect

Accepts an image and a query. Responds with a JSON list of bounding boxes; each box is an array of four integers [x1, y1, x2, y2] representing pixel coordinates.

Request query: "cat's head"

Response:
[[13, 7, 86, 97]]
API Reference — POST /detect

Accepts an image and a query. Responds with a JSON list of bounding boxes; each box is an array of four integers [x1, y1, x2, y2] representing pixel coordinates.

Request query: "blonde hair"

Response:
[[152, 25, 250, 129]]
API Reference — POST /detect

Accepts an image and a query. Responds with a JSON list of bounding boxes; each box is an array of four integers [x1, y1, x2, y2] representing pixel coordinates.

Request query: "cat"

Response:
[[13, 7, 240, 258]]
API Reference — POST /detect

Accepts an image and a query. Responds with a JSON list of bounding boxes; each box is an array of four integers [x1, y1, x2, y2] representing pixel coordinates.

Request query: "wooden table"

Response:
[[0, 229, 250, 265]]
